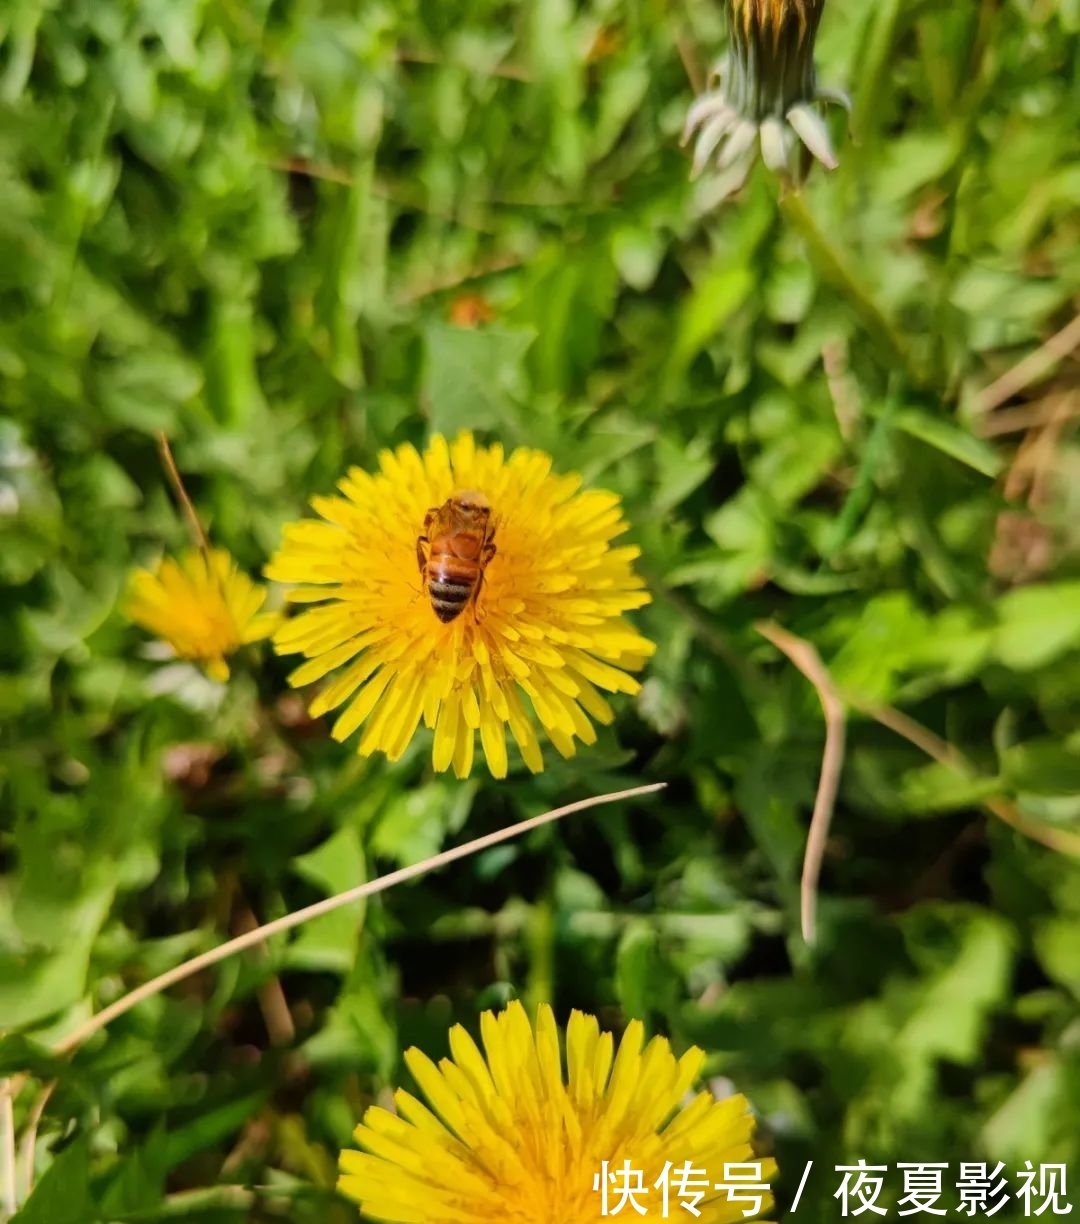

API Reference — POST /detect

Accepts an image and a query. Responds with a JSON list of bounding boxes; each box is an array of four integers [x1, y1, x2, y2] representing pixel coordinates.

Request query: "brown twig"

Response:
[[1025, 392, 1076, 511], [220, 1115, 271, 1178], [157, 432, 209, 554], [978, 310, 1080, 415], [754, 622, 847, 944], [234, 905, 296, 1048], [4, 783, 666, 1197], [999, 392, 1068, 503], [395, 47, 532, 82], [394, 254, 528, 307], [269, 156, 353, 185], [988, 390, 1075, 584]]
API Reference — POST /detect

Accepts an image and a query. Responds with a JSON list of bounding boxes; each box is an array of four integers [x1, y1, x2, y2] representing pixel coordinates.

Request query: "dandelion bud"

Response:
[[682, 0, 849, 194]]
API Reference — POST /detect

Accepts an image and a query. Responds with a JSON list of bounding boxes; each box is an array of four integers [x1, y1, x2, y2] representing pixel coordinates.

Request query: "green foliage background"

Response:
[[2, 0, 1080, 1219]]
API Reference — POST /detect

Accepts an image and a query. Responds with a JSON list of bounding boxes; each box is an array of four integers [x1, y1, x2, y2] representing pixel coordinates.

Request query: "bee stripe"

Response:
[[429, 555, 482, 579], [429, 579, 473, 622], [429, 580, 473, 601]]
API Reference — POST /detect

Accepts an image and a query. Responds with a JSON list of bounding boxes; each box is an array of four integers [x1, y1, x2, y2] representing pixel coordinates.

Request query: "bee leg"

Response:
[[472, 571, 487, 622], [472, 542, 497, 622], [416, 535, 429, 577]]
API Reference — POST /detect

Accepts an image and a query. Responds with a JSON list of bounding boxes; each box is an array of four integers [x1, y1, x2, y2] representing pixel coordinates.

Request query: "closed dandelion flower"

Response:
[[124, 548, 280, 683], [682, 0, 849, 191], [265, 432, 654, 780], [339, 1000, 776, 1224]]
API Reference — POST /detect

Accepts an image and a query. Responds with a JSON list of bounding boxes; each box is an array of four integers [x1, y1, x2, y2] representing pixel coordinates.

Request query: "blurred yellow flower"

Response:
[[265, 432, 654, 780], [339, 1000, 775, 1224], [124, 548, 279, 683]]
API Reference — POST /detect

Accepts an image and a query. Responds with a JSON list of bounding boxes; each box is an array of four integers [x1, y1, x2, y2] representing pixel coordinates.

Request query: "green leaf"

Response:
[[161, 1093, 270, 1171], [897, 907, 1015, 1066], [980, 1061, 1068, 1163], [1001, 738, 1080, 796], [97, 1126, 168, 1215], [286, 823, 367, 973], [615, 920, 657, 1022], [898, 761, 1003, 814], [665, 262, 754, 390], [1034, 916, 1080, 997], [993, 582, 1080, 670], [892, 408, 1003, 477], [0, 884, 115, 1028], [13, 1136, 93, 1224], [421, 322, 534, 438], [0, 1032, 68, 1078]]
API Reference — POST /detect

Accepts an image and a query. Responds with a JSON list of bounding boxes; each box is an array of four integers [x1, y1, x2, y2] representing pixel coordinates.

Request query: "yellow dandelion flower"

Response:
[[124, 547, 280, 683], [264, 432, 655, 780], [339, 1000, 776, 1224]]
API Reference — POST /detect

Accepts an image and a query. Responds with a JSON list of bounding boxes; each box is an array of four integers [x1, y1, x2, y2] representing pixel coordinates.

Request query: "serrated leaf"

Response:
[[421, 322, 534, 437]]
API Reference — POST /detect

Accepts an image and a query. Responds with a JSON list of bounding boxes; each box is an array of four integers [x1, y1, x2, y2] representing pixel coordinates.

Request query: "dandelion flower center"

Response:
[[339, 1001, 776, 1224], [265, 432, 655, 779]]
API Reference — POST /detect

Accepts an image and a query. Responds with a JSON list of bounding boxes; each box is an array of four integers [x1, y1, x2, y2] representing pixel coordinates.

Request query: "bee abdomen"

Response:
[[428, 578, 475, 623]]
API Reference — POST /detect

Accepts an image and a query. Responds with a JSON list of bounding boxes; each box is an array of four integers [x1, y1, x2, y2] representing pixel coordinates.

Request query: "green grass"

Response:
[[2, 0, 1080, 1220]]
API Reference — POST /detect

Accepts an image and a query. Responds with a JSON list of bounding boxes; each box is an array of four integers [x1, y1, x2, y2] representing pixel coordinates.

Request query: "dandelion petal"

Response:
[[690, 107, 737, 177], [787, 102, 838, 169], [717, 118, 759, 170], [338, 1001, 777, 1223], [759, 117, 792, 171], [123, 548, 275, 685]]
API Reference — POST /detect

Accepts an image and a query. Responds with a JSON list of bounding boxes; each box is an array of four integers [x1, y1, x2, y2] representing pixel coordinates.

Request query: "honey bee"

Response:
[[416, 490, 497, 624]]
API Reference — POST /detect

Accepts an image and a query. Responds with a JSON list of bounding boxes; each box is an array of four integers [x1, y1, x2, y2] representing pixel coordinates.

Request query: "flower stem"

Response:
[[779, 189, 930, 389], [525, 890, 555, 1013]]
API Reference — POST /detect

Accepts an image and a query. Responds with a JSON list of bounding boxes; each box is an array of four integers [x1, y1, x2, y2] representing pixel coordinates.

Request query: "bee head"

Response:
[[451, 489, 490, 512]]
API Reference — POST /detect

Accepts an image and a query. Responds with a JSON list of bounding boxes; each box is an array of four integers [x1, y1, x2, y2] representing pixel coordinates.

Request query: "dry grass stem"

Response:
[[157, 432, 210, 555], [16, 1083, 54, 1209], [853, 701, 1080, 859], [754, 621, 848, 944], [1, 1080, 15, 1221], [395, 48, 532, 82], [5, 784, 664, 1201], [977, 392, 1080, 438], [49, 783, 665, 1060], [978, 310, 1080, 415], [235, 904, 297, 1048]]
